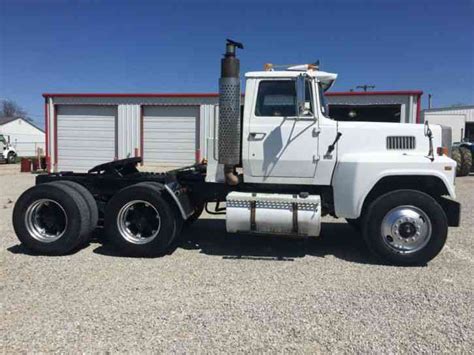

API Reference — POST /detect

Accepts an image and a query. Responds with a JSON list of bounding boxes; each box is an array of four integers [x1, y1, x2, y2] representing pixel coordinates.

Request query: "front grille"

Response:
[[386, 136, 416, 150]]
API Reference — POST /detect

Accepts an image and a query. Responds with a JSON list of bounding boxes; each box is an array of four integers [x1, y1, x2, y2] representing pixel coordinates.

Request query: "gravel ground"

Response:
[[1, 164, 473, 353]]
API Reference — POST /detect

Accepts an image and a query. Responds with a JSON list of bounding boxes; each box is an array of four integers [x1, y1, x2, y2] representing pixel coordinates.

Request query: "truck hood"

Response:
[[336, 121, 443, 158]]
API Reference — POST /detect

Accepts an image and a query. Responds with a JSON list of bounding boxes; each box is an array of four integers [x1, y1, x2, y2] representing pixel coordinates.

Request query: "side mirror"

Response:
[[296, 74, 306, 116]]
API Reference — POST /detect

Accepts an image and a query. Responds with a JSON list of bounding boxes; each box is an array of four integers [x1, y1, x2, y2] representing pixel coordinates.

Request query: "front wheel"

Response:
[[7, 152, 16, 164], [362, 190, 448, 265]]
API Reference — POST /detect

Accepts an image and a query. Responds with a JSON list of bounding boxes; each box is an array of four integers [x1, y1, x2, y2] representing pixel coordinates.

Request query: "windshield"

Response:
[[318, 83, 329, 117]]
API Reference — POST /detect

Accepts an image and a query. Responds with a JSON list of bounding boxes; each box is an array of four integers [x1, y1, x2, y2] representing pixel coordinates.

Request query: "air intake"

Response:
[[386, 136, 416, 150]]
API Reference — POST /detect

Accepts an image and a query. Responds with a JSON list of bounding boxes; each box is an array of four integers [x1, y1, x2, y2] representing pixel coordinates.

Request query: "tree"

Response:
[[0, 99, 28, 119]]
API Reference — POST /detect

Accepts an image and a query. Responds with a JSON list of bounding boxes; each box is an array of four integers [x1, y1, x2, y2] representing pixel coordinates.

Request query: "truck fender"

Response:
[[163, 183, 195, 220], [332, 165, 456, 219]]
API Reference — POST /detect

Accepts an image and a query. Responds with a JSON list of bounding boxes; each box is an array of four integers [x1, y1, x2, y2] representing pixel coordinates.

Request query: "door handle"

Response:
[[248, 132, 266, 141]]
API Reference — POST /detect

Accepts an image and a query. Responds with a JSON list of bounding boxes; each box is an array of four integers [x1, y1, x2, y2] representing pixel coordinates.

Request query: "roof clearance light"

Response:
[[264, 63, 273, 71]]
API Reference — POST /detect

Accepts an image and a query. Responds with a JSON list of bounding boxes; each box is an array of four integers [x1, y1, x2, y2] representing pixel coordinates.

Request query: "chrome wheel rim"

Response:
[[25, 199, 68, 243], [117, 200, 161, 244], [381, 205, 432, 254]]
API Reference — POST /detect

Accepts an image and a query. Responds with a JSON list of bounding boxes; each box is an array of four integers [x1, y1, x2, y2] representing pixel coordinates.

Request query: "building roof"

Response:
[[42, 90, 423, 98], [0, 116, 19, 125], [422, 105, 474, 113], [0, 116, 45, 132]]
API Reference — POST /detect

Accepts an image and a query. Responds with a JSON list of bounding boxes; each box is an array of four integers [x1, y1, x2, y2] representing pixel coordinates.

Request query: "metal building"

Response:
[[43, 90, 422, 172], [421, 106, 474, 142]]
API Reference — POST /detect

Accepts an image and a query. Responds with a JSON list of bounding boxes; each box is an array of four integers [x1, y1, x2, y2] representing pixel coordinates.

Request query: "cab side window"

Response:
[[255, 80, 313, 117]]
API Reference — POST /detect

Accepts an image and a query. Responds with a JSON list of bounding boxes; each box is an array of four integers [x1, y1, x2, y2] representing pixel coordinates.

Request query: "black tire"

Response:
[[140, 181, 183, 246], [12, 183, 89, 255], [459, 147, 472, 176], [451, 148, 463, 176], [52, 181, 99, 241], [362, 189, 448, 266], [346, 218, 361, 230], [7, 152, 16, 164], [185, 202, 204, 226], [104, 182, 178, 256]]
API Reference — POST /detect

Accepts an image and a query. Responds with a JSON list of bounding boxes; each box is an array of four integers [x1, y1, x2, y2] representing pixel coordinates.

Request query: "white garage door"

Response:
[[143, 106, 198, 166], [57, 105, 116, 172]]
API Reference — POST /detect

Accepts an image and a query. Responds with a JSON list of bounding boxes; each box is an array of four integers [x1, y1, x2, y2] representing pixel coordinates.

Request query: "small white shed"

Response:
[[0, 117, 45, 157]]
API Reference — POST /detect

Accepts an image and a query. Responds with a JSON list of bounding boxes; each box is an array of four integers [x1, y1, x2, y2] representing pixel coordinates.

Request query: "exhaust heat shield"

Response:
[[218, 39, 243, 165]]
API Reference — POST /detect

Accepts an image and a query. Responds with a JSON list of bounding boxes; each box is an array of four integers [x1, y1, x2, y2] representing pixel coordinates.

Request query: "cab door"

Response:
[[247, 78, 319, 179]]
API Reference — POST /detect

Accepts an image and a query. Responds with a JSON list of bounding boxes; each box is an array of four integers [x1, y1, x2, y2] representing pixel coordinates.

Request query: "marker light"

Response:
[[437, 147, 448, 156]]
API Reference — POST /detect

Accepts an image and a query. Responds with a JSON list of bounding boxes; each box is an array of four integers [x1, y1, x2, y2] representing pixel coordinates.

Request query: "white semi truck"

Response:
[[0, 134, 17, 164], [12, 40, 460, 265]]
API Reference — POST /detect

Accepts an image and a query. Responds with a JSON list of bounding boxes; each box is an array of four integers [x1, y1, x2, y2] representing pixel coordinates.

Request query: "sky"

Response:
[[0, 0, 473, 126]]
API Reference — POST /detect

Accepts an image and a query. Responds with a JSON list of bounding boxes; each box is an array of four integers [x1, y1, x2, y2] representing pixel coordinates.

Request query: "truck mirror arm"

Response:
[[327, 132, 343, 154]]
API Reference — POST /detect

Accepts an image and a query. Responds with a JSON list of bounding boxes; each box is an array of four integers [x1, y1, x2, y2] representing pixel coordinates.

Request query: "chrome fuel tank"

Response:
[[226, 192, 321, 237]]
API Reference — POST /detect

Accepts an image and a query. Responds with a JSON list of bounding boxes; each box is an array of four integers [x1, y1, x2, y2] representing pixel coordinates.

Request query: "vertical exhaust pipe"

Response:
[[218, 39, 243, 185]]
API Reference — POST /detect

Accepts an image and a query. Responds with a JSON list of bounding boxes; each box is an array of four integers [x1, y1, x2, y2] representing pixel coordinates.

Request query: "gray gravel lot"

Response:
[[1, 164, 473, 353]]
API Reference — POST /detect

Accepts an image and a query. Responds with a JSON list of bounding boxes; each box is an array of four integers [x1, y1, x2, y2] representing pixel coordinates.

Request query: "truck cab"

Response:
[[242, 69, 338, 185], [225, 67, 456, 221]]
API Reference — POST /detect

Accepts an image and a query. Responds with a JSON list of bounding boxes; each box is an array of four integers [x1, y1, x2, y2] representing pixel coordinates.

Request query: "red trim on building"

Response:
[[42, 93, 221, 98], [44, 99, 50, 172], [53, 105, 58, 170], [195, 149, 201, 163], [43, 90, 423, 98], [140, 105, 144, 166]]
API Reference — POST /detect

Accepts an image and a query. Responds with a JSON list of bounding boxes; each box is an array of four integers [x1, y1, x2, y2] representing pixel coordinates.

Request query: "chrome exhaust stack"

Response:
[[218, 39, 243, 185]]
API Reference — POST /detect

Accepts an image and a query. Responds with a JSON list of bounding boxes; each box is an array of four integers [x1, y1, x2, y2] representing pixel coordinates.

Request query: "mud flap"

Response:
[[439, 197, 461, 227], [164, 182, 194, 220]]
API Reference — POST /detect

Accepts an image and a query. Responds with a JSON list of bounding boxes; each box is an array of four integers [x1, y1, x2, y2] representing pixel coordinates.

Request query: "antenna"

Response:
[[356, 85, 376, 92]]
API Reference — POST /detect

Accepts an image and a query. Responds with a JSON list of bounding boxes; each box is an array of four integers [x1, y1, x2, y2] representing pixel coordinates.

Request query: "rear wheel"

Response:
[[140, 181, 183, 245], [362, 189, 447, 265], [459, 147, 472, 176], [12, 183, 89, 255], [104, 183, 178, 256], [52, 181, 99, 242], [451, 148, 463, 176]]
